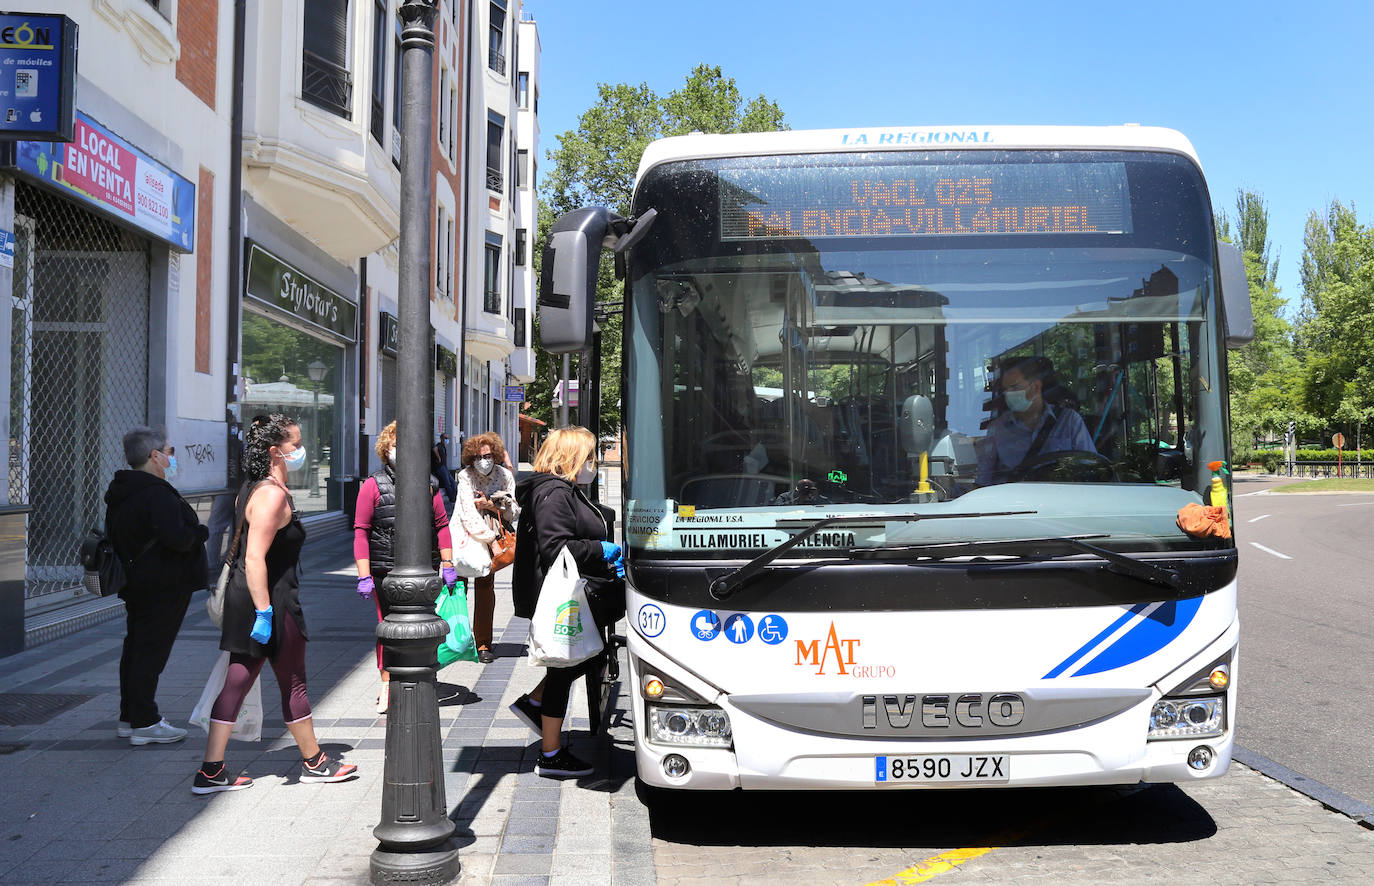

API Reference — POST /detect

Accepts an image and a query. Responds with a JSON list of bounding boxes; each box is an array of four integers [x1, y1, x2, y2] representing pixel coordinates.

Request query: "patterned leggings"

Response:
[[210, 614, 312, 724]]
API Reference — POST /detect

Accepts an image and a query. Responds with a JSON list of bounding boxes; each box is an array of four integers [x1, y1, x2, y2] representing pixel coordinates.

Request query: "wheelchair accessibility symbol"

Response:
[[757, 614, 788, 645]]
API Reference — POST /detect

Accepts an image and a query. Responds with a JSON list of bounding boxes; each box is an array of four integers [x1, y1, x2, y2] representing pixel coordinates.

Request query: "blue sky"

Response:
[[525, 1, 1373, 315]]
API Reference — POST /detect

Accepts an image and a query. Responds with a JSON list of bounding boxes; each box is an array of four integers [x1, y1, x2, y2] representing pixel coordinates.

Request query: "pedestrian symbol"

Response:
[[723, 613, 754, 644], [757, 614, 788, 645]]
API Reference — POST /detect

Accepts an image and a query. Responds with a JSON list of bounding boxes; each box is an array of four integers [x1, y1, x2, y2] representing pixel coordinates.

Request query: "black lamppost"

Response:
[[370, 1, 459, 883], [307, 358, 326, 496]]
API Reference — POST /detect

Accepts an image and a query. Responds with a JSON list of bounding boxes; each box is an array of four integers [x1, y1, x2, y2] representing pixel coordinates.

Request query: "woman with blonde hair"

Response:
[[508, 426, 624, 778], [353, 421, 457, 713], [452, 431, 519, 663]]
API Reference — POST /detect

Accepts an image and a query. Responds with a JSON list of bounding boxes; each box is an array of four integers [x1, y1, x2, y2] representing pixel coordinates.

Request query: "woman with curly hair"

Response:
[[193, 414, 357, 794], [452, 431, 520, 663], [353, 420, 457, 712]]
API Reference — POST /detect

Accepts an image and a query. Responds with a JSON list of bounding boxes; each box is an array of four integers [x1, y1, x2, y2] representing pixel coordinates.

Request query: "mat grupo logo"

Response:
[[554, 601, 582, 638]]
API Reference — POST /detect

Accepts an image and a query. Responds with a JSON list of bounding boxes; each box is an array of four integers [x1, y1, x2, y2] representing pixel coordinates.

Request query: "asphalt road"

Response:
[[1231, 474, 1374, 810]]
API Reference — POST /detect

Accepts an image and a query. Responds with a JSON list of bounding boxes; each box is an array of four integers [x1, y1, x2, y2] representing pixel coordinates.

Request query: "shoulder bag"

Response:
[[206, 491, 251, 627], [486, 513, 516, 571]]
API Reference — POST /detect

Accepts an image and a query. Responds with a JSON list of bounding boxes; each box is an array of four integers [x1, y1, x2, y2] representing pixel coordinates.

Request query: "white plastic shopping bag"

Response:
[[189, 650, 264, 741], [450, 530, 492, 578], [527, 547, 604, 668]]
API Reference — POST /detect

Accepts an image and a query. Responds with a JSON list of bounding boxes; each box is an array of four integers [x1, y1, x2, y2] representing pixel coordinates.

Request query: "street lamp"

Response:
[[307, 358, 327, 498], [371, 2, 459, 884]]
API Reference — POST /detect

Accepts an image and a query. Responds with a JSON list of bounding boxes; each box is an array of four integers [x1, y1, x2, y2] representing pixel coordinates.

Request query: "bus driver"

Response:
[[976, 355, 1095, 486]]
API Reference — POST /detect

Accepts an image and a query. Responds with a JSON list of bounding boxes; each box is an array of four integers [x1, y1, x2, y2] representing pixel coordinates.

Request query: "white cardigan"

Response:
[[453, 464, 518, 543]]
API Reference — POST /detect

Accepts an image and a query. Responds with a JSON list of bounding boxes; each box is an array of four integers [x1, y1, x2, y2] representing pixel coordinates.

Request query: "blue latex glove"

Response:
[[600, 542, 622, 562], [441, 565, 459, 587], [250, 606, 273, 644], [611, 557, 626, 579], [356, 575, 374, 599]]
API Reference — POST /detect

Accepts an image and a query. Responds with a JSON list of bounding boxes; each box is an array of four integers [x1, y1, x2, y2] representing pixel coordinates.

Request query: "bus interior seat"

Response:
[[679, 474, 791, 509]]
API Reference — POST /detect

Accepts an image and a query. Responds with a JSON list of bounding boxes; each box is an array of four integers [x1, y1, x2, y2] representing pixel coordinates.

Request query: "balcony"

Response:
[[488, 46, 506, 76], [302, 50, 353, 120], [486, 166, 503, 192]]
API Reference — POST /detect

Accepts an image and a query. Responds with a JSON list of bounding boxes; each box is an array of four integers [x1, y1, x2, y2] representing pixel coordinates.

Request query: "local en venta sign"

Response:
[[245, 242, 357, 342]]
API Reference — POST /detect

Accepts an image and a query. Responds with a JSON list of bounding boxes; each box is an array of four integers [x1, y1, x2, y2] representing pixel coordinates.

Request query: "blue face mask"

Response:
[[1004, 389, 1033, 413], [282, 446, 307, 471], [164, 455, 178, 482]]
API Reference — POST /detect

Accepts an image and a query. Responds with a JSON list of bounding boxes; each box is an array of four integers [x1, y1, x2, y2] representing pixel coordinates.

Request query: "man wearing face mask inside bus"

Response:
[[976, 355, 1096, 487], [453, 431, 519, 663]]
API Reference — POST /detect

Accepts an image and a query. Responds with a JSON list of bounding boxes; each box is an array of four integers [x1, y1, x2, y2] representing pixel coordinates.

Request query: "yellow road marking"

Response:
[[865, 846, 996, 885]]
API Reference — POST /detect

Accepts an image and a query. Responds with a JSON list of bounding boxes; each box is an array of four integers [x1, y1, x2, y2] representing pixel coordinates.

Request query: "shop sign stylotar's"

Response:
[[245, 242, 357, 342]]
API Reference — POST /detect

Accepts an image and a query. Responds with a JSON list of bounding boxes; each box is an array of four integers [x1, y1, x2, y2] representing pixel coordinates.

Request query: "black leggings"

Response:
[[538, 657, 600, 719], [210, 614, 312, 724]]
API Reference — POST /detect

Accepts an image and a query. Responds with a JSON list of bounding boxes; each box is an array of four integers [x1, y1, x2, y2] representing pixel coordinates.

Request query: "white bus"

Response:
[[540, 125, 1253, 791]]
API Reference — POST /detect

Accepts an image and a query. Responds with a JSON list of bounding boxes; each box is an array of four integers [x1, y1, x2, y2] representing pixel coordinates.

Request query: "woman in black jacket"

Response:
[[104, 426, 208, 746], [509, 427, 624, 778]]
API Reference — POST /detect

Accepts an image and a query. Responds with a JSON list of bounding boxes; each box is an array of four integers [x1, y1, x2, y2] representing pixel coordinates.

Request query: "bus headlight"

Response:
[[647, 705, 732, 747], [1148, 696, 1224, 739]]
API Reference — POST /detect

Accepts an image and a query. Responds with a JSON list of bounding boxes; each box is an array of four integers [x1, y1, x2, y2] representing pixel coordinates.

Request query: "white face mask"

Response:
[[576, 460, 597, 485], [474, 457, 494, 475], [282, 445, 307, 471], [1004, 388, 1034, 413], [388, 447, 397, 465]]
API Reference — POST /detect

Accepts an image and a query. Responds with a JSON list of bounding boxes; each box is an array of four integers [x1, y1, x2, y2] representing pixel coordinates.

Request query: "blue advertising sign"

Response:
[[0, 13, 77, 142], [502, 385, 525, 402], [11, 110, 196, 252]]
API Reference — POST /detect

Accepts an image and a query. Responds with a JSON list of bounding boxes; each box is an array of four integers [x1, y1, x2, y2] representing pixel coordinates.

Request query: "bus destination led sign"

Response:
[[720, 162, 1131, 241]]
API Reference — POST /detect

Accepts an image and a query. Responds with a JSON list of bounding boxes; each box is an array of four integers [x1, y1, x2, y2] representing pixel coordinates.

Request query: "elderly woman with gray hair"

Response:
[[103, 425, 209, 746]]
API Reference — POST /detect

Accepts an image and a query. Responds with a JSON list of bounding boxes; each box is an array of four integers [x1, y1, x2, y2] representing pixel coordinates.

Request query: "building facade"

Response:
[[0, 0, 539, 654]]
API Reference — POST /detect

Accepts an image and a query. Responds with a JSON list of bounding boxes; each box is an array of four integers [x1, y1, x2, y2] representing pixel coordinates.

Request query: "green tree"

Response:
[[1296, 201, 1374, 431], [1219, 190, 1300, 445], [530, 65, 788, 434]]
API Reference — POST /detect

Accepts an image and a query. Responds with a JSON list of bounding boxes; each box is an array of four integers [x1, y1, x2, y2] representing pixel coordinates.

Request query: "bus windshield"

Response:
[[623, 149, 1230, 559]]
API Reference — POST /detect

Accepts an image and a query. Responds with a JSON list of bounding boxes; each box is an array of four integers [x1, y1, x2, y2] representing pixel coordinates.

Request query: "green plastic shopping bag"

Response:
[[436, 581, 478, 666]]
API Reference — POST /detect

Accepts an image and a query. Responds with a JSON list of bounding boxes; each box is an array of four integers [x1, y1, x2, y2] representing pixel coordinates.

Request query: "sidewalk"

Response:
[[0, 525, 652, 885]]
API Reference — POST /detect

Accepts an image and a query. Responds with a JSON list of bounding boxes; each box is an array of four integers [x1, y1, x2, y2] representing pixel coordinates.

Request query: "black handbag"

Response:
[[79, 529, 155, 597]]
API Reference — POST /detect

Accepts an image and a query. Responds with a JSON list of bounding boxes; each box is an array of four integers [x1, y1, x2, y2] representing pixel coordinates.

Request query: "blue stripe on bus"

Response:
[[1070, 596, 1203, 677], [1042, 602, 1152, 679]]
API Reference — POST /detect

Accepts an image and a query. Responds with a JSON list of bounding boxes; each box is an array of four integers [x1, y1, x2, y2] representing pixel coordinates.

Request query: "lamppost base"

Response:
[[369, 843, 460, 885]]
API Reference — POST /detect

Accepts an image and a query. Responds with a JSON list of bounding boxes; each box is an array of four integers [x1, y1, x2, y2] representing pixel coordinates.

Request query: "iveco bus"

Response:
[[540, 125, 1253, 791]]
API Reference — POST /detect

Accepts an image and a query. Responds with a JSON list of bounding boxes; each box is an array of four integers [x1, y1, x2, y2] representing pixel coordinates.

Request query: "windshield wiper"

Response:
[[707, 511, 1035, 601], [851, 534, 1186, 593]]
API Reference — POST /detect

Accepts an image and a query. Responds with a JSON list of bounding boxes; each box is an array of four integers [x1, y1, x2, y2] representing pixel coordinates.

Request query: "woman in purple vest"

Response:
[[353, 421, 457, 713]]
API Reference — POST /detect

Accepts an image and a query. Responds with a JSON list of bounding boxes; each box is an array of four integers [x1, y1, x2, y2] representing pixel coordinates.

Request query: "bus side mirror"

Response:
[[1216, 241, 1254, 349], [899, 395, 935, 456], [539, 207, 620, 353]]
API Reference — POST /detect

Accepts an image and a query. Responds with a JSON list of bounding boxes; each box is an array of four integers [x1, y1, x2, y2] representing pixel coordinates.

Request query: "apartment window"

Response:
[[517, 72, 529, 108], [488, 1, 507, 75], [517, 149, 529, 189], [436, 205, 453, 300], [437, 67, 449, 151], [369, 0, 387, 143], [515, 228, 526, 266], [514, 307, 526, 348], [391, 8, 402, 164], [485, 112, 504, 192], [302, 0, 353, 119], [483, 233, 502, 314], [447, 80, 458, 162]]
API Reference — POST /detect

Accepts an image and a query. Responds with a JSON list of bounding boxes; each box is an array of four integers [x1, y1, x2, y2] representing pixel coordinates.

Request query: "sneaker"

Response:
[[192, 765, 253, 795], [130, 718, 188, 746], [534, 747, 593, 779], [508, 694, 542, 737], [301, 753, 358, 784], [116, 721, 131, 738]]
